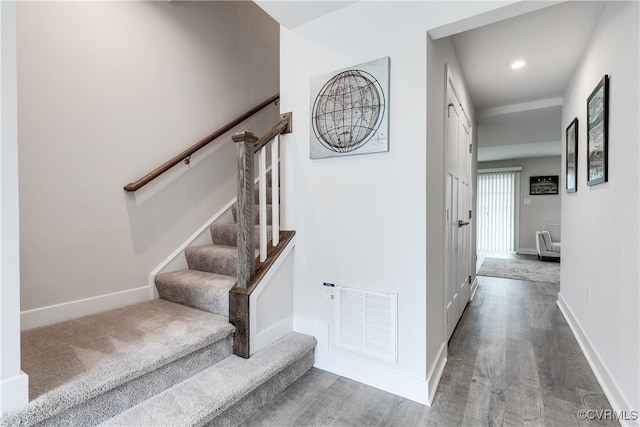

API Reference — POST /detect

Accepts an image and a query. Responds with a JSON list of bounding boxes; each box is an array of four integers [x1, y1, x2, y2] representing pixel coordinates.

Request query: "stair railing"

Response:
[[232, 112, 292, 287], [123, 93, 279, 192], [230, 112, 292, 358]]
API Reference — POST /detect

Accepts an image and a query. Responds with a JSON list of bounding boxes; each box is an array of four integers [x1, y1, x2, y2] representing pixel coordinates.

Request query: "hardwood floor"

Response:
[[242, 269, 615, 426]]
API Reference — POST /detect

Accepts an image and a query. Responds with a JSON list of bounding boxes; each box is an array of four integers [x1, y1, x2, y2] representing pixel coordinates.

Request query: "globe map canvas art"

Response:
[[310, 57, 389, 159]]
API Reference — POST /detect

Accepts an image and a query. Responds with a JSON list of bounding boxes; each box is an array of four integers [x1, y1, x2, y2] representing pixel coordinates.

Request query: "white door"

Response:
[[445, 76, 473, 341]]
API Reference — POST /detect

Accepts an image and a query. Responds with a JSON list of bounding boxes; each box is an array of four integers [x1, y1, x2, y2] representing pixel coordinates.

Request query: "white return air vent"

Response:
[[335, 285, 397, 362]]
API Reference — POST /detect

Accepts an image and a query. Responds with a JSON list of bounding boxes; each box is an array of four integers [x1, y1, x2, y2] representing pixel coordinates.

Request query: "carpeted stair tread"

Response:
[[2, 299, 235, 427], [101, 332, 316, 427], [210, 223, 272, 248], [185, 245, 258, 277], [156, 270, 236, 316]]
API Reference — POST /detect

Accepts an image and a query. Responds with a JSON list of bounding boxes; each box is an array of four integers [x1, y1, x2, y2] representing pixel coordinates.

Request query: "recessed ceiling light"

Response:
[[511, 59, 527, 70]]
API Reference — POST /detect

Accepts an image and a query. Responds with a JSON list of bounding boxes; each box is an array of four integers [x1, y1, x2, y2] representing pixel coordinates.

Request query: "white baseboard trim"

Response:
[[517, 248, 538, 255], [427, 342, 447, 405], [557, 294, 638, 427], [470, 276, 479, 301], [0, 371, 28, 415], [21, 285, 153, 331], [253, 316, 293, 355], [294, 315, 429, 406]]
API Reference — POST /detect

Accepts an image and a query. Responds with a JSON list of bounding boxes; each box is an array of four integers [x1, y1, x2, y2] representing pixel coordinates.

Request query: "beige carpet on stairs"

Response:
[[1, 299, 235, 427]]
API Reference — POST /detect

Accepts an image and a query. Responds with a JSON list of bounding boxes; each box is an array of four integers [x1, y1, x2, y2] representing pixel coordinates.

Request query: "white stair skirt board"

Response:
[[557, 294, 637, 426], [250, 238, 295, 355], [294, 315, 430, 406], [0, 371, 29, 415], [20, 286, 152, 331]]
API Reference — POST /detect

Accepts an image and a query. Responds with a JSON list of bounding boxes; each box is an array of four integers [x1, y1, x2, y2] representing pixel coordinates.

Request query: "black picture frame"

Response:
[[566, 118, 578, 193], [530, 176, 559, 195], [587, 75, 609, 186]]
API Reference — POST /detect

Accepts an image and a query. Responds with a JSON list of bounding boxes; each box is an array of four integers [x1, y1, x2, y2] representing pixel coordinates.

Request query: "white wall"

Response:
[[0, 0, 29, 414], [479, 156, 561, 252], [560, 1, 639, 417], [277, 1, 513, 404], [17, 2, 279, 321]]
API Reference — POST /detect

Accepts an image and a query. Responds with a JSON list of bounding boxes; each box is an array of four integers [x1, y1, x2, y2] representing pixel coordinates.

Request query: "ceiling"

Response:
[[449, 1, 607, 161], [254, 1, 358, 29]]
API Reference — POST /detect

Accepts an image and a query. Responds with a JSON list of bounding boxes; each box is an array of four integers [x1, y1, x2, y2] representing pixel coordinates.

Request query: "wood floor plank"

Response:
[[471, 341, 506, 387], [527, 298, 553, 330], [461, 381, 506, 426], [376, 398, 429, 427], [241, 368, 338, 426], [504, 385, 545, 426], [425, 358, 474, 426], [506, 338, 540, 390], [328, 379, 400, 426]]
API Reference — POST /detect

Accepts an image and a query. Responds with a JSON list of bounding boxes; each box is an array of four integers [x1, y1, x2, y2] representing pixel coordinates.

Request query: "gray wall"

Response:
[[17, 1, 279, 313], [478, 156, 561, 252]]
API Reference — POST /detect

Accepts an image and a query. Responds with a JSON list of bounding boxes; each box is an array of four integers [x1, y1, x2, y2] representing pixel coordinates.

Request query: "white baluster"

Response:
[[271, 135, 280, 246], [258, 146, 267, 262]]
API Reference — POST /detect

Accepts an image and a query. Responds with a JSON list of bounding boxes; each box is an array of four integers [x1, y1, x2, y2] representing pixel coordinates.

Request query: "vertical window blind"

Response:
[[477, 170, 519, 252]]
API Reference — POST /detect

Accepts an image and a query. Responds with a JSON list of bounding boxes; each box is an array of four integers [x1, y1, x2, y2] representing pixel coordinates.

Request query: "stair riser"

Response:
[[204, 349, 314, 427], [156, 285, 229, 317], [186, 250, 237, 277], [210, 225, 272, 248], [35, 335, 234, 427]]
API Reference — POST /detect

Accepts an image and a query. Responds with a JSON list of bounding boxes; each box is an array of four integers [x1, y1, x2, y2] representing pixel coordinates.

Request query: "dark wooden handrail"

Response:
[[123, 93, 279, 192], [253, 112, 292, 153]]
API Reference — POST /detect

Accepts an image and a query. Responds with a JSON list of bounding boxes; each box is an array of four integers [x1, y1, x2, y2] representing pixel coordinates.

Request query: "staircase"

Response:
[[155, 194, 273, 320], [1, 203, 312, 427], [0, 109, 314, 426]]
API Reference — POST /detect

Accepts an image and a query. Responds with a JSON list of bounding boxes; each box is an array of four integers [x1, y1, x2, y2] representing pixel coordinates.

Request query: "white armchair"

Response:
[[536, 223, 561, 260]]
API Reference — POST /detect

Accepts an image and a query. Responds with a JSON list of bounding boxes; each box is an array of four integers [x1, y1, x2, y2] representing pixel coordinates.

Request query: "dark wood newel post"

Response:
[[233, 130, 258, 288]]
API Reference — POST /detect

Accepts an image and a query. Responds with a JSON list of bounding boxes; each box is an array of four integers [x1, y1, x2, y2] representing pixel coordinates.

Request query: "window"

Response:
[[476, 169, 520, 252]]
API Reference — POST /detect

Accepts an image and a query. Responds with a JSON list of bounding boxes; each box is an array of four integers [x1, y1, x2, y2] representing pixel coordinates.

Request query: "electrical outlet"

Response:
[[586, 286, 591, 305]]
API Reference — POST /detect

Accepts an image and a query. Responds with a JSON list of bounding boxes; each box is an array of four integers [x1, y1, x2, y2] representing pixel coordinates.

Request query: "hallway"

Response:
[[243, 275, 615, 426]]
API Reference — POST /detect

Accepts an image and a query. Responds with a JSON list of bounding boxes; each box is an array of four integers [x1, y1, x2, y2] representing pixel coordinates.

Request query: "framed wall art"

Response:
[[587, 75, 609, 186], [310, 57, 389, 159], [530, 176, 559, 195], [566, 118, 578, 193]]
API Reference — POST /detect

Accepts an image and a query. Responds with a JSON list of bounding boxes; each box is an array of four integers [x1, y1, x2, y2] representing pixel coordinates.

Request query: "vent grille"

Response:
[[335, 286, 397, 362]]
